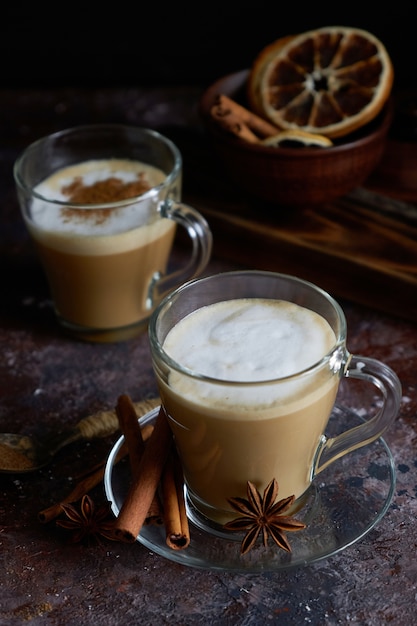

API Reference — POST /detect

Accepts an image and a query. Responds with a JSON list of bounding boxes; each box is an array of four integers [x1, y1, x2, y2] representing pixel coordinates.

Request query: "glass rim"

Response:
[[13, 123, 182, 209], [148, 270, 348, 386]]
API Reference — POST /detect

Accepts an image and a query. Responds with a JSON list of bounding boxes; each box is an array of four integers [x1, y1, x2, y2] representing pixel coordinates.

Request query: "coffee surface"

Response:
[[32, 159, 166, 240], [163, 299, 335, 382], [34, 158, 165, 202]]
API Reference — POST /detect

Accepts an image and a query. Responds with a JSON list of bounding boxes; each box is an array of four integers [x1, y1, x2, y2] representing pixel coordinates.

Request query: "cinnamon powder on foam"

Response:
[[60, 174, 152, 225]]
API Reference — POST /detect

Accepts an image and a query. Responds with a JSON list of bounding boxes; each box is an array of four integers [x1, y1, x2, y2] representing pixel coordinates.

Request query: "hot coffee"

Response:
[[158, 298, 338, 523], [149, 271, 401, 530], [28, 159, 175, 331], [15, 125, 212, 341]]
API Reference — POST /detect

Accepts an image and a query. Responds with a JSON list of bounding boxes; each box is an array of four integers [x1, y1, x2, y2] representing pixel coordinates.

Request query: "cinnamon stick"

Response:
[[116, 394, 148, 477], [210, 94, 278, 140], [112, 406, 173, 542], [115, 394, 163, 526], [210, 105, 259, 143], [162, 447, 190, 550], [38, 397, 159, 524]]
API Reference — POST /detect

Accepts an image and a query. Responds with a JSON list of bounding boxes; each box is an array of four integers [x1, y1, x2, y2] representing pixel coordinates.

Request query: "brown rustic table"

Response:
[[1, 86, 416, 626]]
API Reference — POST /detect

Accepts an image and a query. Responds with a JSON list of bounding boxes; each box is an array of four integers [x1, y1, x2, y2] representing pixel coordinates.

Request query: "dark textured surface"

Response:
[[1, 87, 417, 626]]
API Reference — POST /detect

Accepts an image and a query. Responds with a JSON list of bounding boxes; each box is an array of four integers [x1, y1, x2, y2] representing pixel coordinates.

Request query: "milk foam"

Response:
[[34, 159, 165, 204], [164, 299, 335, 381], [162, 299, 337, 409], [28, 159, 171, 255]]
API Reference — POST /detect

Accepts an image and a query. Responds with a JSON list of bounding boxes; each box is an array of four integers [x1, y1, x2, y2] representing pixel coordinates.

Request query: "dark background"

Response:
[[1, 4, 414, 92]]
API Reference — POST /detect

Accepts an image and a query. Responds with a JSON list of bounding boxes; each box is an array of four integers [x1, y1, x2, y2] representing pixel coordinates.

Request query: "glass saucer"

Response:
[[104, 405, 396, 573]]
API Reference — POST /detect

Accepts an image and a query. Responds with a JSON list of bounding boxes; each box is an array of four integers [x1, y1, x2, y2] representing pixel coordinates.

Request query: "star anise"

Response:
[[56, 494, 115, 544], [224, 479, 306, 555]]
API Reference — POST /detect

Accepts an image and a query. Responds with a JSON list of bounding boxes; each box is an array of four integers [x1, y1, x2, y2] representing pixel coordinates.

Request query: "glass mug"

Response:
[[14, 124, 212, 342], [149, 271, 401, 528]]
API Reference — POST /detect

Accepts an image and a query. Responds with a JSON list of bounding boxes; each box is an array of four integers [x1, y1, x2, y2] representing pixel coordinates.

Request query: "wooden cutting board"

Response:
[[188, 185, 417, 323]]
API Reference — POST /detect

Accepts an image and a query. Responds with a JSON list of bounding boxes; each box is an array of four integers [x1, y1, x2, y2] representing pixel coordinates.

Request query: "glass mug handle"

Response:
[[147, 200, 213, 308], [314, 354, 401, 475]]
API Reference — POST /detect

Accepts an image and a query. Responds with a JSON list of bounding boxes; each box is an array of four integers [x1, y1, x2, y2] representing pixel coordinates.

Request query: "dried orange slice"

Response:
[[261, 129, 333, 148], [247, 26, 394, 139]]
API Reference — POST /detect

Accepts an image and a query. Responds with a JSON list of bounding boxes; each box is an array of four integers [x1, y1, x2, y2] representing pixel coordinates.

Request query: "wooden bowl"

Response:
[[199, 70, 393, 207]]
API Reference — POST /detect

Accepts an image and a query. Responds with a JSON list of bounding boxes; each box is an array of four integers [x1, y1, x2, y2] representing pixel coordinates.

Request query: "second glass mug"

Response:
[[149, 271, 402, 529], [14, 124, 212, 342]]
